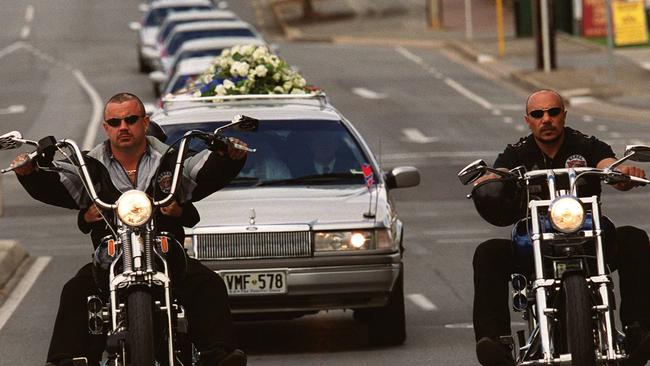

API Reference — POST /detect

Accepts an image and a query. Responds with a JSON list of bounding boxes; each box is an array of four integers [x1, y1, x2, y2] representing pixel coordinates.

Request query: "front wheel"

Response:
[[361, 266, 406, 346], [127, 289, 155, 366], [560, 273, 596, 366]]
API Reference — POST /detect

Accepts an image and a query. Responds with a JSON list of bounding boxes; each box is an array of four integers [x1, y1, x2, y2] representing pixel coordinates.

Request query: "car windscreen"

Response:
[[144, 6, 214, 27], [160, 119, 373, 187], [166, 73, 199, 94], [159, 17, 237, 43], [167, 28, 255, 55]]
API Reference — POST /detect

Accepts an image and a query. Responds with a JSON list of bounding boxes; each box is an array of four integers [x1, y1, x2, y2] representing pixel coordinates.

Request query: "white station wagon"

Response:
[[151, 94, 420, 345]]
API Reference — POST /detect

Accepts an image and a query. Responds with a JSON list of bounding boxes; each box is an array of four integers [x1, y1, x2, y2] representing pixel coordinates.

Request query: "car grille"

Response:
[[195, 231, 312, 260]]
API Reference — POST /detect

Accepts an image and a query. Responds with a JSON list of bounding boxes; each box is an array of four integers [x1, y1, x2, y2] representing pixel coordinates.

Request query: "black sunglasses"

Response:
[[528, 107, 562, 119], [104, 115, 142, 127]]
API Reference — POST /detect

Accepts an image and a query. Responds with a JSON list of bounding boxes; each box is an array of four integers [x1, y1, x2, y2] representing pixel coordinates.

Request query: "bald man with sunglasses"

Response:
[[472, 89, 650, 366]]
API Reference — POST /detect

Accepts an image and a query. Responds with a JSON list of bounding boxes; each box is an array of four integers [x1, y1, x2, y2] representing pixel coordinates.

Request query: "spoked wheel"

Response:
[[560, 273, 596, 366], [127, 289, 155, 366]]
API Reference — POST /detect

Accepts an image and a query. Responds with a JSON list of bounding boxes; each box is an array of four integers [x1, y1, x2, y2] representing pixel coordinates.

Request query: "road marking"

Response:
[[597, 125, 608, 132], [352, 87, 387, 99], [0, 105, 26, 115], [0, 256, 51, 331], [610, 132, 622, 138], [407, 294, 438, 311], [0, 42, 24, 59], [503, 116, 513, 124], [444, 78, 493, 110], [492, 109, 502, 116], [401, 128, 438, 143], [515, 125, 526, 132], [569, 96, 596, 106], [25, 5, 35, 22], [395, 46, 425, 65], [381, 150, 497, 161], [582, 115, 594, 122], [74, 70, 103, 150], [20, 26, 30, 39]]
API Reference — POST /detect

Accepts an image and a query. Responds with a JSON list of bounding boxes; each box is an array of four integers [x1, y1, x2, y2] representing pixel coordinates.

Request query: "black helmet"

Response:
[[471, 176, 525, 227]]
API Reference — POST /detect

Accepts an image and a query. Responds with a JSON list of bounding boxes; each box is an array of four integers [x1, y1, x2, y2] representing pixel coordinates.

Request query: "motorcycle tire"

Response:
[[127, 289, 156, 366], [560, 274, 596, 366]]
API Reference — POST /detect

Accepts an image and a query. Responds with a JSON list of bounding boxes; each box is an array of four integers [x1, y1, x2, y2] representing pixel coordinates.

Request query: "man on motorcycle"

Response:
[[12, 92, 248, 366], [473, 89, 650, 366]]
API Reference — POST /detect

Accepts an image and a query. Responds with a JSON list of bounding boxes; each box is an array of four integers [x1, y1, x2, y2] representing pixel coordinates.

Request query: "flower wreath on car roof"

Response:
[[189, 44, 318, 97]]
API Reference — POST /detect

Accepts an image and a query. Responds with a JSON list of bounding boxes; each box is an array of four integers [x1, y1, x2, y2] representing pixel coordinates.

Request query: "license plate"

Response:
[[220, 271, 287, 295]]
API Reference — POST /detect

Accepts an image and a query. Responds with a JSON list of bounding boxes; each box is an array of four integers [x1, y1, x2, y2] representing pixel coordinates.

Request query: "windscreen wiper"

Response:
[[256, 172, 362, 186]]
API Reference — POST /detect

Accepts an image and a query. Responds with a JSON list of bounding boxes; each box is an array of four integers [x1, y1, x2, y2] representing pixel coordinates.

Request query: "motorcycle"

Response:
[[0, 115, 257, 366], [458, 145, 650, 365]]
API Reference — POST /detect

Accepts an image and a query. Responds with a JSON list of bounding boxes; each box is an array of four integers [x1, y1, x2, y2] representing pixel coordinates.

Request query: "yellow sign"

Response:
[[612, 0, 648, 46]]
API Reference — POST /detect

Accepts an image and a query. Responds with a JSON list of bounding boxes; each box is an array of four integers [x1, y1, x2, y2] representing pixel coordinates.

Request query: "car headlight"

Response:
[[314, 230, 373, 252], [116, 190, 152, 227], [549, 196, 584, 233]]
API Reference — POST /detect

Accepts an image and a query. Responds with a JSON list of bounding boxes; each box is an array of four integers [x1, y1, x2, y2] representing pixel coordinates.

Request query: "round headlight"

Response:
[[549, 196, 584, 233], [116, 190, 152, 227]]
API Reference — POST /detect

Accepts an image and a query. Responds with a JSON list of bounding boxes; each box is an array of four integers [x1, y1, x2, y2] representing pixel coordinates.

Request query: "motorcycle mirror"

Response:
[[458, 159, 487, 185], [0, 131, 24, 150], [624, 145, 650, 163], [214, 115, 259, 134]]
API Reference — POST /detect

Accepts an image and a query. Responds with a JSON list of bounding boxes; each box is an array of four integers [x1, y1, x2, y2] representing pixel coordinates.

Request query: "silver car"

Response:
[[151, 94, 420, 346]]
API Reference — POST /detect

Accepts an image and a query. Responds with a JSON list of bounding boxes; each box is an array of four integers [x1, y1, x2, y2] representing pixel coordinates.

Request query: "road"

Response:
[[1, 1, 650, 365]]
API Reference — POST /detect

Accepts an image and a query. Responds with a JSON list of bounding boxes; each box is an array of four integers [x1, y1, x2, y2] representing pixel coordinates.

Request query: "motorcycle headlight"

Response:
[[549, 196, 584, 233], [116, 190, 152, 227], [314, 230, 373, 252]]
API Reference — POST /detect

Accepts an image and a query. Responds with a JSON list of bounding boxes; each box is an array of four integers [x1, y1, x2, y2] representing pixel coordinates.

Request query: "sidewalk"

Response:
[[267, 0, 650, 120]]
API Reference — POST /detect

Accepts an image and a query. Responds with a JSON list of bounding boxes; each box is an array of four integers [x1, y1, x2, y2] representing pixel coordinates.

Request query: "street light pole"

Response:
[[605, 0, 615, 83], [465, 0, 473, 40], [540, 0, 551, 72]]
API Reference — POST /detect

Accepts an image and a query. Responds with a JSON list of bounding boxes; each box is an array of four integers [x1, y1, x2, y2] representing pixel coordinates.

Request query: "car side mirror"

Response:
[[138, 3, 150, 12], [149, 71, 167, 84], [385, 166, 420, 189], [129, 21, 141, 31]]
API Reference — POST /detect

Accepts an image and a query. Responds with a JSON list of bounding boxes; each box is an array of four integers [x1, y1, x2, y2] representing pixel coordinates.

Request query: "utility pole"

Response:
[[426, 0, 443, 28], [496, 0, 505, 57], [465, 0, 473, 40], [534, 0, 557, 72]]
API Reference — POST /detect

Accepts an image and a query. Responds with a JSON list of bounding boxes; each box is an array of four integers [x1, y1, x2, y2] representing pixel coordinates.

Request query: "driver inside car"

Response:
[[471, 89, 650, 366]]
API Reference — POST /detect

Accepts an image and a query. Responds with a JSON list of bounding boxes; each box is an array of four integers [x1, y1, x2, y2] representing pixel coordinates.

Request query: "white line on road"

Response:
[[395, 46, 424, 65], [401, 128, 438, 143], [352, 87, 387, 99], [582, 115, 594, 122], [381, 150, 497, 161], [407, 293, 438, 311], [597, 125, 608, 132], [74, 70, 103, 150], [25, 5, 35, 22], [0, 42, 24, 59], [0, 256, 51, 331], [503, 116, 513, 124], [0, 105, 26, 115], [444, 78, 493, 110], [20, 26, 31, 40]]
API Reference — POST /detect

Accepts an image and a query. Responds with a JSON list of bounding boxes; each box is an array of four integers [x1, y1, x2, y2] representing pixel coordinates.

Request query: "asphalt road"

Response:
[[2, 1, 650, 365]]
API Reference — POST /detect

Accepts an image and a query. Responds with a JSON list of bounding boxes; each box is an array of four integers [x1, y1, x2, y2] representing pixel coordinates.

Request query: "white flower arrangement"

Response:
[[192, 44, 317, 97]]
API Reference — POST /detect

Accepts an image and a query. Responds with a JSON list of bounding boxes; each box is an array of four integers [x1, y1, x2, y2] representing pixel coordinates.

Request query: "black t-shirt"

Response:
[[493, 127, 615, 199]]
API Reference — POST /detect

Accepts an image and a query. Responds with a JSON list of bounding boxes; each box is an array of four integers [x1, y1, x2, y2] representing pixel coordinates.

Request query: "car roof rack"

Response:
[[160, 92, 329, 113]]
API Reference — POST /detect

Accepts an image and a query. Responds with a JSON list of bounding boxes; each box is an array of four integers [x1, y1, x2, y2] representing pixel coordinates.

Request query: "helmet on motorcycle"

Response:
[[471, 176, 526, 227]]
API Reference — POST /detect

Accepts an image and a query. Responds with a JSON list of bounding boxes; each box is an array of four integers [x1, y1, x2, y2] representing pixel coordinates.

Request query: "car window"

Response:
[[166, 73, 199, 94], [167, 28, 255, 55], [159, 17, 237, 43], [144, 6, 214, 27], [171, 49, 222, 72], [160, 119, 372, 186]]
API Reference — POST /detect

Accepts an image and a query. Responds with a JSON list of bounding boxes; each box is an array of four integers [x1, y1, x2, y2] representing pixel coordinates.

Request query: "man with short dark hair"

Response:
[[13, 92, 248, 366], [472, 89, 650, 366]]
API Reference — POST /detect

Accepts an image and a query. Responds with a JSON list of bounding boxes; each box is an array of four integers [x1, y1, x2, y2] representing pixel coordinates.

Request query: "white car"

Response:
[[154, 20, 263, 72], [130, 0, 214, 72], [154, 56, 213, 98], [150, 93, 420, 346], [156, 9, 240, 46], [150, 37, 268, 97]]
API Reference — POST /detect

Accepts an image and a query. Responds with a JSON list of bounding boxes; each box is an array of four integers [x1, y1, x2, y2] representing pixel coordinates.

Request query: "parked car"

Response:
[[130, 0, 214, 72], [150, 93, 420, 346], [157, 9, 240, 46], [153, 20, 263, 72]]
